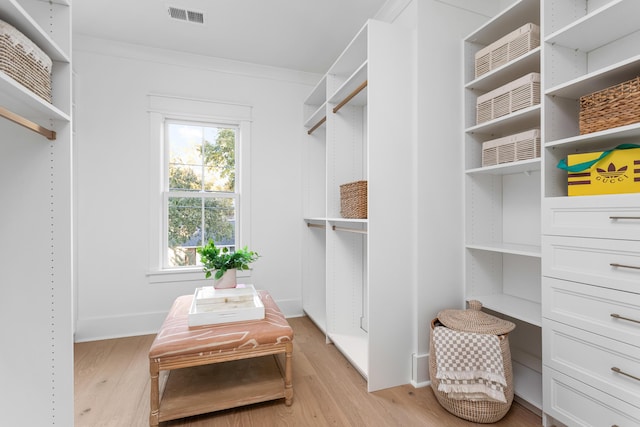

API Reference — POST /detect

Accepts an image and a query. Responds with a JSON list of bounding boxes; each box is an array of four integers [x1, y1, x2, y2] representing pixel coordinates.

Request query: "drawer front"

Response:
[[543, 319, 640, 407], [543, 195, 640, 240], [544, 366, 640, 427], [543, 235, 640, 294], [542, 277, 640, 344]]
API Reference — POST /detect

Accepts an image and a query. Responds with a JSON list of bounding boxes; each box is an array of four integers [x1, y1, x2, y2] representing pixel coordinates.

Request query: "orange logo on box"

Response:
[[595, 162, 628, 183]]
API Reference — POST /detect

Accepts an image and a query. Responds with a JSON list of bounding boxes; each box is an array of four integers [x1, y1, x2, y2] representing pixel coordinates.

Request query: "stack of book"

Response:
[[188, 284, 265, 327]]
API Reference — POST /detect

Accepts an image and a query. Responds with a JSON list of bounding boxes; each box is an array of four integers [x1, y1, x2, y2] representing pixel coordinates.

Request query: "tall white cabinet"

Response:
[[301, 19, 414, 392], [0, 0, 73, 425], [463, 0, 543, 413], [466, 0, 640, 425], [541, 1, 640, 426]]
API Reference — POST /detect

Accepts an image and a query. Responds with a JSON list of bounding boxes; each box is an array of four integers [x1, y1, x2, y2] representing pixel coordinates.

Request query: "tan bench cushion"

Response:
[[149, 290, 293, 359]]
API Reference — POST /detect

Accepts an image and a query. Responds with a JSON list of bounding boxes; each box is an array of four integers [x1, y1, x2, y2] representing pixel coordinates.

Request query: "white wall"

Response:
[[411, 0, 503, 386], [73, 36, 318, 341]]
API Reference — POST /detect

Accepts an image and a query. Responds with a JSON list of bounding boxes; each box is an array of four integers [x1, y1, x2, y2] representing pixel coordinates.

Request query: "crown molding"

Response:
[[375, 0, 413, 23], [73, 34, 322, 86]]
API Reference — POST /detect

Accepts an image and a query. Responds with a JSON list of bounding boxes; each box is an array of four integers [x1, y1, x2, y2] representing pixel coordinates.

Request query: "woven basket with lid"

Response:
[[429, 300, 515, 423]]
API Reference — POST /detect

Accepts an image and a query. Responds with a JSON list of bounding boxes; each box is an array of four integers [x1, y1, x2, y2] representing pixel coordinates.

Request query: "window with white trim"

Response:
[[147, 94, 251, 280], [164, 120, 238, 268]]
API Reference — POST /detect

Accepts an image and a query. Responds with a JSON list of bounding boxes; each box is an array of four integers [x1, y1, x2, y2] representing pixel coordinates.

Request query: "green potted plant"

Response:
[[197, 239, 260, 288]]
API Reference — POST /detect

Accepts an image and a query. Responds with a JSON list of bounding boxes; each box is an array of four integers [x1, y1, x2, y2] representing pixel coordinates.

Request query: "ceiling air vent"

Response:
[[167, 6, 204, 24], [187, 10, 204, 24]]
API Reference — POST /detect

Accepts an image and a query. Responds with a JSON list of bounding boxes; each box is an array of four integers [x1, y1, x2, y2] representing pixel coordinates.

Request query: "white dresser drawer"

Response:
[[543, 194, 640, 240], [542, 277, 640, 344], [543, 319, 640, 407], [544, 366, 640, 427], [543, 236, 640, 294]]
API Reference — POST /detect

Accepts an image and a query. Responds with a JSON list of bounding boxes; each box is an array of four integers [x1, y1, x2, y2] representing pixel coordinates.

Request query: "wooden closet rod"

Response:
[[307, 223, 326, 229], [332, 80, 368, 114], [307, 116, 326, 135], [332, 225, 367, 235], [0, 106, 56, 140]]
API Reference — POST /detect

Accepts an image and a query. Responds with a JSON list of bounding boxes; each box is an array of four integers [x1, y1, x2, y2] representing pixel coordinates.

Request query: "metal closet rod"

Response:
[[306, 223, 326, 229], [306, 222, 367, 235], [332, 80, 367, 114], [0, 106, 56, 140], [332, 225, 367, 235]]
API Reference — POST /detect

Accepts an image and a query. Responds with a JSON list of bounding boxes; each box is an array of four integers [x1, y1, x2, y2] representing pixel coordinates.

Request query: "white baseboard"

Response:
[[74, 297, 304, 342], [411, 352, 431, 388], [274, 298, 304, 318], [74, 311, 166, 342]]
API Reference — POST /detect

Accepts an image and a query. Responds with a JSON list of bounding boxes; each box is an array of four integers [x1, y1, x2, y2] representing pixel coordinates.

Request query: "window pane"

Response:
[[166, 196, 236, 267], [167, 122, 236, 193], [203, 127, 236, 192], [203, 198, 235, 250], [169, 164, 202, 191], [168, 123, 205, 191], [167, 197, 202, 267]]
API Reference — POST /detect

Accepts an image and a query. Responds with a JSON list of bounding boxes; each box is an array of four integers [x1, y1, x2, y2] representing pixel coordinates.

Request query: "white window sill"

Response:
[[147, 268, 251, 284]]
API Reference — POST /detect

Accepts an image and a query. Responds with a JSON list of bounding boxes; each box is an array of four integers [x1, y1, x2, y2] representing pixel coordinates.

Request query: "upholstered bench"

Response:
[[148, 290, 293, 426]]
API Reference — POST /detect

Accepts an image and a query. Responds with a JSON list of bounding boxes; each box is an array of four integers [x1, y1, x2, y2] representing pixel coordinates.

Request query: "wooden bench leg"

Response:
[[284, 342, 293, 406], [149, 359, 160, 427]]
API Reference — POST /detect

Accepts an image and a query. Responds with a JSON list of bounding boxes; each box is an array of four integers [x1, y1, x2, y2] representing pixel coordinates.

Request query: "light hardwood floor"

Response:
[[74, 316, 542, 426]]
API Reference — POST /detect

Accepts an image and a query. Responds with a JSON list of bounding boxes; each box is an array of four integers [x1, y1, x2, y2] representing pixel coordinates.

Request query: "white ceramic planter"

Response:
[[213, 268, 237, 288]]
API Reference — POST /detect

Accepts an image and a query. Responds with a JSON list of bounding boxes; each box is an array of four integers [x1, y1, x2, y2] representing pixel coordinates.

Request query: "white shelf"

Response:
[[513, 359, 543, 410], [466, 158, 541, 175], [303, 308, 327, 335], [328, 332, 368, 379], [304, 217, 327, 224], [466, 105, 541, 135], [545, 54, 640, 99], [328, 61, 368, 107], [466, 242, 541, 258], [545, 0, 638, 52], [304, 76, 327, 107], [303, 102, 327, 129], [545, 122, 640, 150], [0, 73, 70, 123], [327, 21, 368, 77], [469, 294, 541, 327], [464, 0, 539, 45], [326, 217, 368, 224], [303, 76, 327, 127], [466, 48, 541, 92]]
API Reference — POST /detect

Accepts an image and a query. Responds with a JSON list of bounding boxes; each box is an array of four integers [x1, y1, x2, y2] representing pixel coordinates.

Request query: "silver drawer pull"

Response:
[[610, 313, 640, 324], [609, 216, 640, 220], [610, 262, 640, 270], [611, 366, 640, 382]]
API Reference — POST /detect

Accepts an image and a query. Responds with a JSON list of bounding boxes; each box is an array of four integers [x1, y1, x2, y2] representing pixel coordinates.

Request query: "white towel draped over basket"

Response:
[[433, 326, 507, 403]]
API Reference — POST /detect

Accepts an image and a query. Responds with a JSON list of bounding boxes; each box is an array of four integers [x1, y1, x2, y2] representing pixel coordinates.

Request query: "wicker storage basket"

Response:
[[429, 301, 515, 423], [0, 19, 52, 103], [340, 180, 367, 219], [476, 72, 540, 125], [475, 23, 540, 78], [579, 76, 640, 135], [482, 129, 541, 167]]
